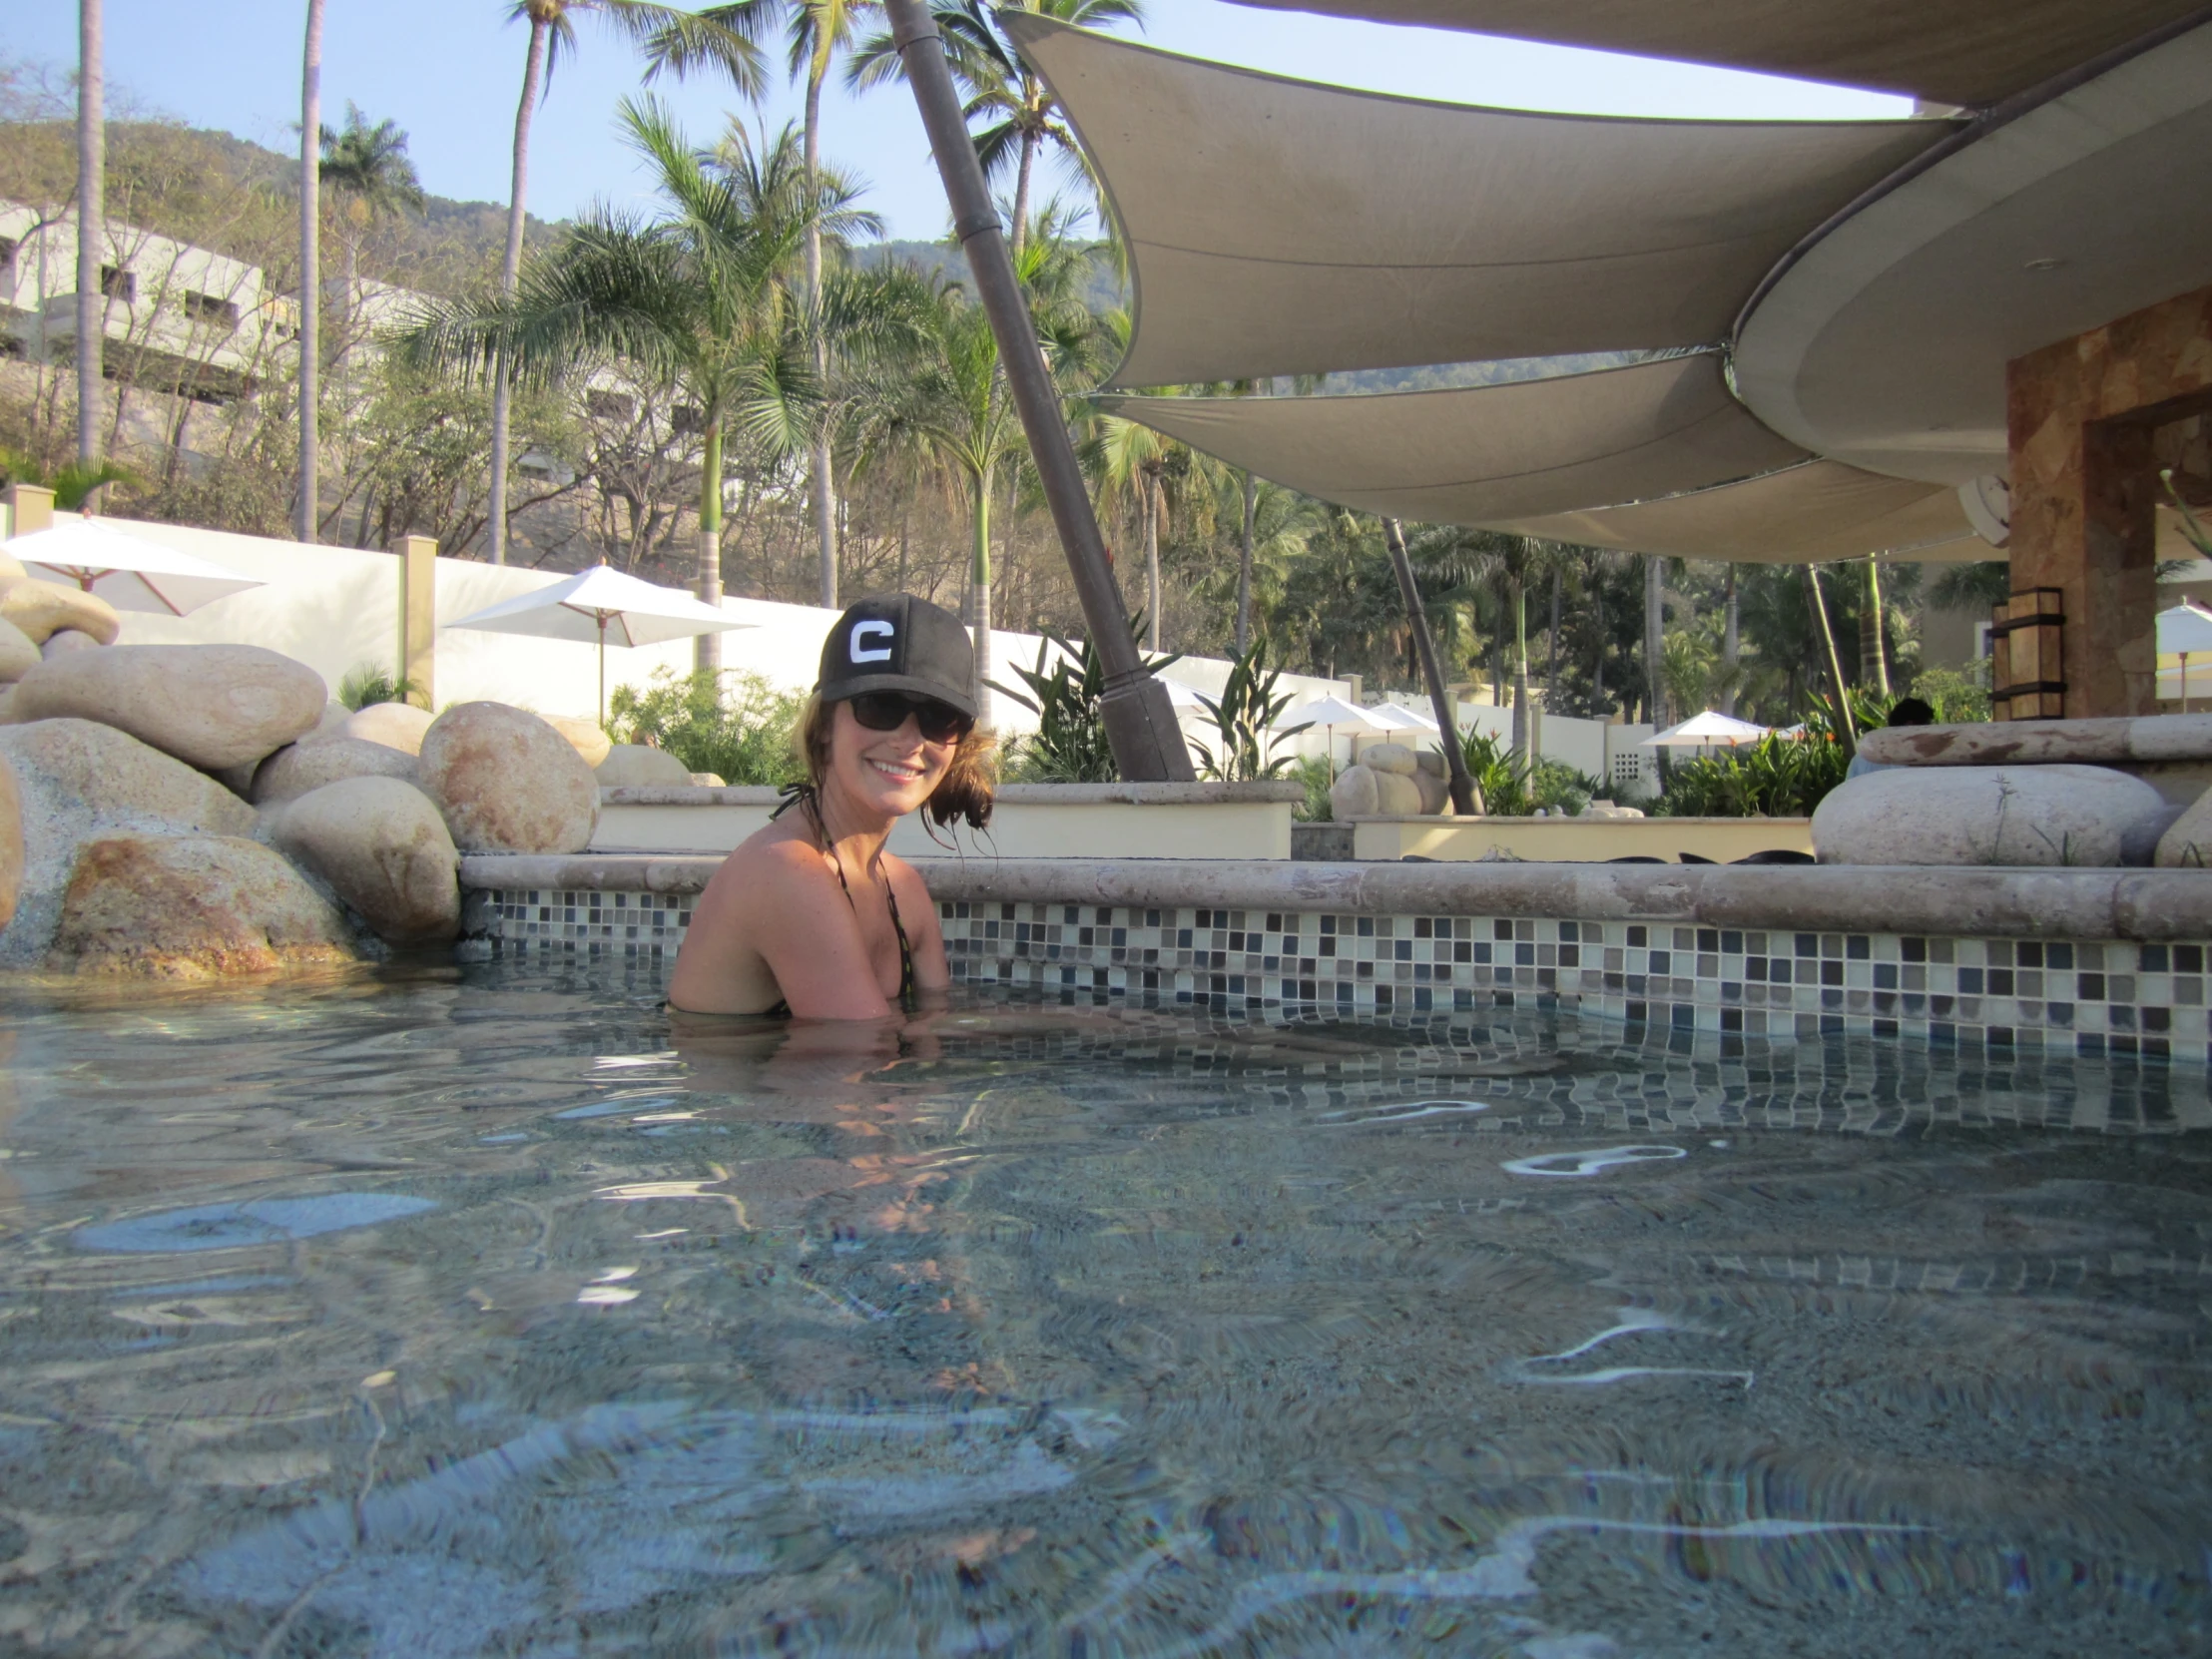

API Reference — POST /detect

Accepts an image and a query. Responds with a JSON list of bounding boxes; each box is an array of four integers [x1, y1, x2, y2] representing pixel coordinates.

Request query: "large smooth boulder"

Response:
[[0, 754, 20, 933], [342, 701, 435, 756], [543, 714, 614, 770], [0, 618, 38, 682], [40, 627, 104, 659], [0, 578, 120, 646], [0, 547, 24, 592], [252, 736, 420, 806], [48, 832, 358, 978], [1329, 763, 1423, 820], [1361, 743, 1419, 777], [266, 777, 459, 945], [416, 702, 597, 853], [1409, 766, 1450, 816], [12, 644, 324, 770], [2156, 788, 2212, 867], [595, 743, 693, 789], [1813, 764, 2167, 866], [0, 719, 256, 965]]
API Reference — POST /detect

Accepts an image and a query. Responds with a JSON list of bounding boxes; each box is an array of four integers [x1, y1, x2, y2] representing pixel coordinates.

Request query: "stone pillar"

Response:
[[394, 534, 436, 708], [2006, 282, 2212, 717], [4, 484, 55, 538]]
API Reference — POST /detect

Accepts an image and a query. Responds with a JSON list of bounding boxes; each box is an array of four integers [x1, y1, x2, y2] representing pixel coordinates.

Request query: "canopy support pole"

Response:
[[1382, 517, 1478, 815], [597, 613, 607, 729], [1803, 563, 1857, 757], [886, 0, 1190, 782]]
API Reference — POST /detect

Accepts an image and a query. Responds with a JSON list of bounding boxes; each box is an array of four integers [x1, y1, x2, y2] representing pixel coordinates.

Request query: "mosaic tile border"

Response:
[[462, 887, 2212, 1066]]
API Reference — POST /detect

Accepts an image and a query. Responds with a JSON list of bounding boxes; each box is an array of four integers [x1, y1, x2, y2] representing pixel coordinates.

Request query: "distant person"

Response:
[[669, 595, 993, 1018], [1844, 696, 1936, 781]]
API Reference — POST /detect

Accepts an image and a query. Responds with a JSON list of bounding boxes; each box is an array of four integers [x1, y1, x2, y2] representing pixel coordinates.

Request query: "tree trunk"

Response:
[[1510, 574, 1529, 766], [1862, 559, 1892, 696], [804, 52, 838, 608], [296, 0, 323, 544], [1593, 579, 1606, 711], [1803, 563, 1857, 755], [1545, 563, 1561, 699], [1721, 563, 1740, 716], [1643, 554, 1664, 727], [1143, 468, 1161, 654], [1236, 468, 1256, 653], [76, 0, 103, 473], [1382, 517, 1479, 815], [491, 16, 548, 566], [1010, 125, 1037, 259], [971, 462, 993, 727], [696, 419, 724, 674]]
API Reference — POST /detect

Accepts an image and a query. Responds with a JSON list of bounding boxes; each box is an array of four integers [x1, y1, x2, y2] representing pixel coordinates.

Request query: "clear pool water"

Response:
[[1, 961, 2208, 1657]]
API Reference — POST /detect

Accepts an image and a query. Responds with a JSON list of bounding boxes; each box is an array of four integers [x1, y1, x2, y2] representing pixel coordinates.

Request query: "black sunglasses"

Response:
[[846, 690, 974, 745]]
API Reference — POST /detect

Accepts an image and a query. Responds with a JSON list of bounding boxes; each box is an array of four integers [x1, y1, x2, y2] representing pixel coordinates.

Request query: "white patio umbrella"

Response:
[[3, 516, 264, 615], [1275, 694, 1394, 777], [1159, 677, 1207, 711], [2157, 602, 2212, 709], [1645, 711, 1771, 749], [443, 563, 753, 723], [1370, 700, 1441, 731]]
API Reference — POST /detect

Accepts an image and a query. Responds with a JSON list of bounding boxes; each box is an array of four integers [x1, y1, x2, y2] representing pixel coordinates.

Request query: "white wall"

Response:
[[78, 518, 1351, 749]]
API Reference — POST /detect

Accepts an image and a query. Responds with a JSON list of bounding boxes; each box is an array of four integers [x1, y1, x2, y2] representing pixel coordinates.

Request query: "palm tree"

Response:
[[848, 0, 1144, 258], [692, 1, 880, 608], [1095, 412, 1165, 650], [298, 0, 324, 543], [487, 0, 764, 566], [76, 0, 104, 472], [401, 100, 907, 672], [1411, 526, 1558, 763], [319, 105, 426, 368]]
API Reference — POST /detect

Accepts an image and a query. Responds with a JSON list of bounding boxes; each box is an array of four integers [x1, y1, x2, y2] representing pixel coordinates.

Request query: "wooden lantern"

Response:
[[1989, 588, 2066, 720]]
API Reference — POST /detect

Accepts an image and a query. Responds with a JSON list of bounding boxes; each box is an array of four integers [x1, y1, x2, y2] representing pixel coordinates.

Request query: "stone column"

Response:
[[2006, 282, 2212, 718], [394, 533, 436, 708], [4, 484, 55, 538]]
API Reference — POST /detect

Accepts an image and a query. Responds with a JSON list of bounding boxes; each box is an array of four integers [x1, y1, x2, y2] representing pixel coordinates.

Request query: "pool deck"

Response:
[[459, 854, 2212, 941]]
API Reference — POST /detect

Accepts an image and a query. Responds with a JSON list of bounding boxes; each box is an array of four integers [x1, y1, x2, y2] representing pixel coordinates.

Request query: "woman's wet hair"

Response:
[[795, 693, 996, 833]]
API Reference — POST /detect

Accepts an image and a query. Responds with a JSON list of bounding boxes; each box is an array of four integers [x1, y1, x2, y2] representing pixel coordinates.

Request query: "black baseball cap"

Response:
[[815, 593, 977, 719]]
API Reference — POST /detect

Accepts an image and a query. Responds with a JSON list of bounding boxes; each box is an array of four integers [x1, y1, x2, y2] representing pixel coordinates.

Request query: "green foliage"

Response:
[[1291, 754, 1334, 822], [1909, 664, 1990, 724], [1451, 728, 1601, 816], [1656, 729, 1851, 819], [991, 629, 1178, 783], [0, 448, 144, 511], [1188, 635, 1308, 781], [335, 664, 426, 710], [609, 667, 805, 785]]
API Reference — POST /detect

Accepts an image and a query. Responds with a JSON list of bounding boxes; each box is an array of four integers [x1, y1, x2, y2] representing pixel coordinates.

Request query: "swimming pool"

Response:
[[1, 961, 2207, 1656]]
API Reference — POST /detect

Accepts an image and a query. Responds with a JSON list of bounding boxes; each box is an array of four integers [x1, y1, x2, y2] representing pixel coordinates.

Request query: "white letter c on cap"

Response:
[[849, 620, 893, 663]]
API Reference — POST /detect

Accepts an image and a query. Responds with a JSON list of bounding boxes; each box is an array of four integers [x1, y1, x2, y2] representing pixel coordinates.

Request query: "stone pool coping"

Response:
[[457, 854, 2212, 941], [598, 782, 1308, 806]]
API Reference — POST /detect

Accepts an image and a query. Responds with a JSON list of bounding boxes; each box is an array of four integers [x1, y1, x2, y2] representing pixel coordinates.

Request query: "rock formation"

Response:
[[0, 618, 38, 681], [543, 714, 614, 770], [1813, 764, 2167, 865], [48, 832, 357, 977], [12, 644, 325, 770], [343, 702, 435, 756], [266, 777, 460, 944], [596, 743, 694, 789], [0, 579, 121, 646], [417, 702, 598, 854], [252, 737, 421, 806]]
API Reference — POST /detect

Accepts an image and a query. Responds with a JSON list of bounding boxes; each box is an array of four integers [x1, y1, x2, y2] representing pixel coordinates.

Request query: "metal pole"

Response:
[[885, 0, 1190, 781], [297, 0, 323, 544], [1382, 518, 1478, 815], [1802, 562, 1858, 757]]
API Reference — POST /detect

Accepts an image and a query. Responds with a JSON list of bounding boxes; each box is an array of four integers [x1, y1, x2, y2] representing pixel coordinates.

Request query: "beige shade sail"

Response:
[[1488, 460, 1989, 562], [1098, 353, 1809, 524], [1005, 14, 1947, 389], [1224, 0, 2206, 109]]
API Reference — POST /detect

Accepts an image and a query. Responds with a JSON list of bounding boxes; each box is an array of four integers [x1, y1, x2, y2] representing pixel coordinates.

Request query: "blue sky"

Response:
[[14, 0, 1910, 239]]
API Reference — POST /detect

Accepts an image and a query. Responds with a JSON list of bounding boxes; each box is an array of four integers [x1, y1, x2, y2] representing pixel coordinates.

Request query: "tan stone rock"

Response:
[[0, 578, 121, 646], [0, 548, 23, 592], [253, 737, 420, 805], [595, 743, 694, 789], [12, 644, 325, 770], [267, 776, 459, 945], [39, 627, 105, 659], [0, 685, 14, 725], [1329, 764, 1379, 819], [0, 753, 19, 933], [1362, 743, 1418, 776], [1373, 771, 1422, 815], [342, 701, 435, 756], [1413, 750, 1446, 781], [417, 702, 598, 853], [690, 772, 726, 788], [1409, 766, 1449, 816], [0, 718, 258, 965], [49, 831, 359, 977], [2155, 788, 2212, 867], [542, 713, 613, 770], [314, 700, 351, 736], [1813, 764, 2166, 866], [0, 618, 37, 682]]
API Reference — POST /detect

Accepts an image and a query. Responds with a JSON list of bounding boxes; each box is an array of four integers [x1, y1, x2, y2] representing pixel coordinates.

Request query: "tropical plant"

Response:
[[610, 665, 806, 782], [318, 104, 426, 360], [485, 0, 765, 564], [990, 626, 1174, 782], [1189, 635, 1309, 781], [849, 0, 1146, 256], [336, 663, 426, 710], [0, 448, 142, 511], [1909, 664, 1990, 724], [1290, 753, 1333, 822]]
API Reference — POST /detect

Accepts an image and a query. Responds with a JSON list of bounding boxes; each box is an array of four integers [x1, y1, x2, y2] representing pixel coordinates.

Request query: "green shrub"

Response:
[[1292, 754, 1334, 822], [336, 664, 426, 710], [609, 667, 805, 785], [1189, 636, 1309, 782], [1656, 728, 1851, 818], [991, 629, 1180, 784], [1909, 665, 1991, 724], [1441, 731, 1601, 817]]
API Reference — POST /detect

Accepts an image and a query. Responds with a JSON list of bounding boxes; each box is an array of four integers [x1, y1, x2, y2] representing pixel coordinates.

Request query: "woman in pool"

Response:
[[668, 594, 993, 1018]]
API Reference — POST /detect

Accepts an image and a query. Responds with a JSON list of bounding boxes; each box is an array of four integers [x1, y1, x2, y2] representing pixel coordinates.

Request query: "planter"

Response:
[[1348, 815, 1815, 864]]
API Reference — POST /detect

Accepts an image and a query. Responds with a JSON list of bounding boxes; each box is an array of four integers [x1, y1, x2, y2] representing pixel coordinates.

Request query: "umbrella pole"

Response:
[[598, 615, 607, 729]]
